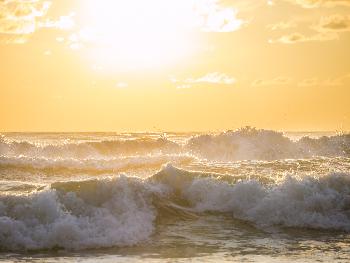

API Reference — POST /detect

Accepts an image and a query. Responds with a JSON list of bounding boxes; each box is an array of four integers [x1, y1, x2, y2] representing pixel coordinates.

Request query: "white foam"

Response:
[[0, 176, 156, 250], [1, 164, 350, 251], [1, 128, 349, 161], [0, 154, 195, 172], [186, 127, 350, 160], [0, 137, 181, 159], [160, 164, 350, 231]]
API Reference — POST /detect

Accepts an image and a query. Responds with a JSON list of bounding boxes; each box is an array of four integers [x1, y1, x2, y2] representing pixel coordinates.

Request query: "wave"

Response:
[[0, 175, 157, 251], [1, 128, 349, 161], [154, 165, 350, 232], [185, 127, 350, 160], [0, 154, 195, 174], [0, 137, 181, 159], [1, 164, 349, 251]]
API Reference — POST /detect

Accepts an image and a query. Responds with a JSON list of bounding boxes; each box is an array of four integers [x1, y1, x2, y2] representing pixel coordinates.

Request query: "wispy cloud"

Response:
[[0, 33, 29, 44], [39, 14, 75, 30], [187, 72, 236, 84], [286, 0, 350, 8], [270, 15, 350, 44], [298, 74, 350, 87], [196, 0, 244, 32], [251, 77, 292, 87], [172, 72, 236, 89], [267, 20, 297, 31], [270, 32, 338, 44], [0, 0, 76, 44], [0, 0, 51, 42], [313, 15, 350, 32]]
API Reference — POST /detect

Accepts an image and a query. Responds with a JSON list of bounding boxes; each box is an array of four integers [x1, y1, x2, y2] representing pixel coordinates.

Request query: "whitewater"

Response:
[[0, 127, 349, 262]]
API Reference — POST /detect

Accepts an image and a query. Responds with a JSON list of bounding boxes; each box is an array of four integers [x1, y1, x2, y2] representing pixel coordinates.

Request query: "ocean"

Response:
[[0, 127, 349, 262]]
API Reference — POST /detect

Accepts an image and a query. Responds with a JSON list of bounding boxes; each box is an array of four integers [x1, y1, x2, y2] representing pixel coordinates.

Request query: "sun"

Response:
[[79, 0, 200, 70]]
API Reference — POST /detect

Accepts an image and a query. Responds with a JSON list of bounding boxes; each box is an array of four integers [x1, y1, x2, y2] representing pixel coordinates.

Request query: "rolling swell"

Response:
[[1, 164, 350, 251]]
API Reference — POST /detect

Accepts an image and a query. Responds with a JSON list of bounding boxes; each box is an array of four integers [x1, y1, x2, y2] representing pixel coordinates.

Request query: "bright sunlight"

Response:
[[2, 0, 350, 260], [79, 0, 200, 70]]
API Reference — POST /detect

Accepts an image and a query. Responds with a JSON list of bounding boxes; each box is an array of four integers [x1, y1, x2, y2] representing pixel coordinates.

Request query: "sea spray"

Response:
[[1, 164, 350, 251], [1, 128, 349, 160]]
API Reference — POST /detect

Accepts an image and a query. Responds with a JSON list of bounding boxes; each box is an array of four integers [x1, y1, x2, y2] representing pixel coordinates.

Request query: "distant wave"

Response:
[[186, 127, 350, 160], [1, 164, 349, 251], [0, 154, 194, 174], [1, 128, 349, 161], [0, 137, 181, 159]]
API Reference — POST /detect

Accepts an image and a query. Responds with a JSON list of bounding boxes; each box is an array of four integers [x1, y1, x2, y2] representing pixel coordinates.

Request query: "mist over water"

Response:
[[0, 128, 349, 262]]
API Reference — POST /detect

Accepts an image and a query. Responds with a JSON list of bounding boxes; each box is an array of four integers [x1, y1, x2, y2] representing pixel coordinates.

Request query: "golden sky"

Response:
[[1, 0, 350, 132]]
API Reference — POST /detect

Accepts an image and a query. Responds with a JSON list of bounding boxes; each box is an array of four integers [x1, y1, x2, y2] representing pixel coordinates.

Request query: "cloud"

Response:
[[298, 78, 319, 87], [270, 32, 338, 43], [298, 74, 350, 87], [39, 14, 75, 30], [270, 15, 350, 44], [314, 15, 350, 32], [0, 33, 28, 44], [196, 0, 244, 32], [54, 32, 83, 50], [174, 72, 236, 84], [252, 74, 350, 88], [188, 72, 236, 84], [251, 77, 292, 87], [0, 1, 75, 44], [0, 0, 51, 39], [286, 0, 350, 8], [172, 72, 236, 88], [267, 20, 297, 30]]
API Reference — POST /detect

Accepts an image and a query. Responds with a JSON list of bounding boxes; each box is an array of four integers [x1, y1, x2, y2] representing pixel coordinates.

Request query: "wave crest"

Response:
[[0, 137, 180, 159], [186, 127, 350, 160], [154, 165, 350, 231], [1, 128, 350, 161], [0, 176, 156, 251], [1, 164, 350, 251]]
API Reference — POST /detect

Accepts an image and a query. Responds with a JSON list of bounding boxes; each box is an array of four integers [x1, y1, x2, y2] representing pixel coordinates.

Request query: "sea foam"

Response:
[[1, 164, 349, 251], [0, 176, 156, 251], [157, 165, 350, 232]]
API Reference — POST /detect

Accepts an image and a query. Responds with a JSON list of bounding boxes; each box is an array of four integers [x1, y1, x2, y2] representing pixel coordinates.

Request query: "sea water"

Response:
[[0, 128, 349, 262]]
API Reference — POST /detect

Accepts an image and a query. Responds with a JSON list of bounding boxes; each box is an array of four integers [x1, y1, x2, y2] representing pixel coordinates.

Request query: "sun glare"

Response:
[[79, 0, 200, 70]]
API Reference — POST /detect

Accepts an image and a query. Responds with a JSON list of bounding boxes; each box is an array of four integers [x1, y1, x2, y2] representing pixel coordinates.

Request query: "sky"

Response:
[[0, 0, 350, 132]]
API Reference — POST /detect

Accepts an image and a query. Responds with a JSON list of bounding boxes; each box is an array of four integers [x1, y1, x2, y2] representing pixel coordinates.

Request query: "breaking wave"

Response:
[[0, 175, 157, 251], [186, 127, 350, 160], [1, 164, 349, 251], [1, 128, 349, 161], [0, 154, 194, 174], [0, 137, 181, 159]]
